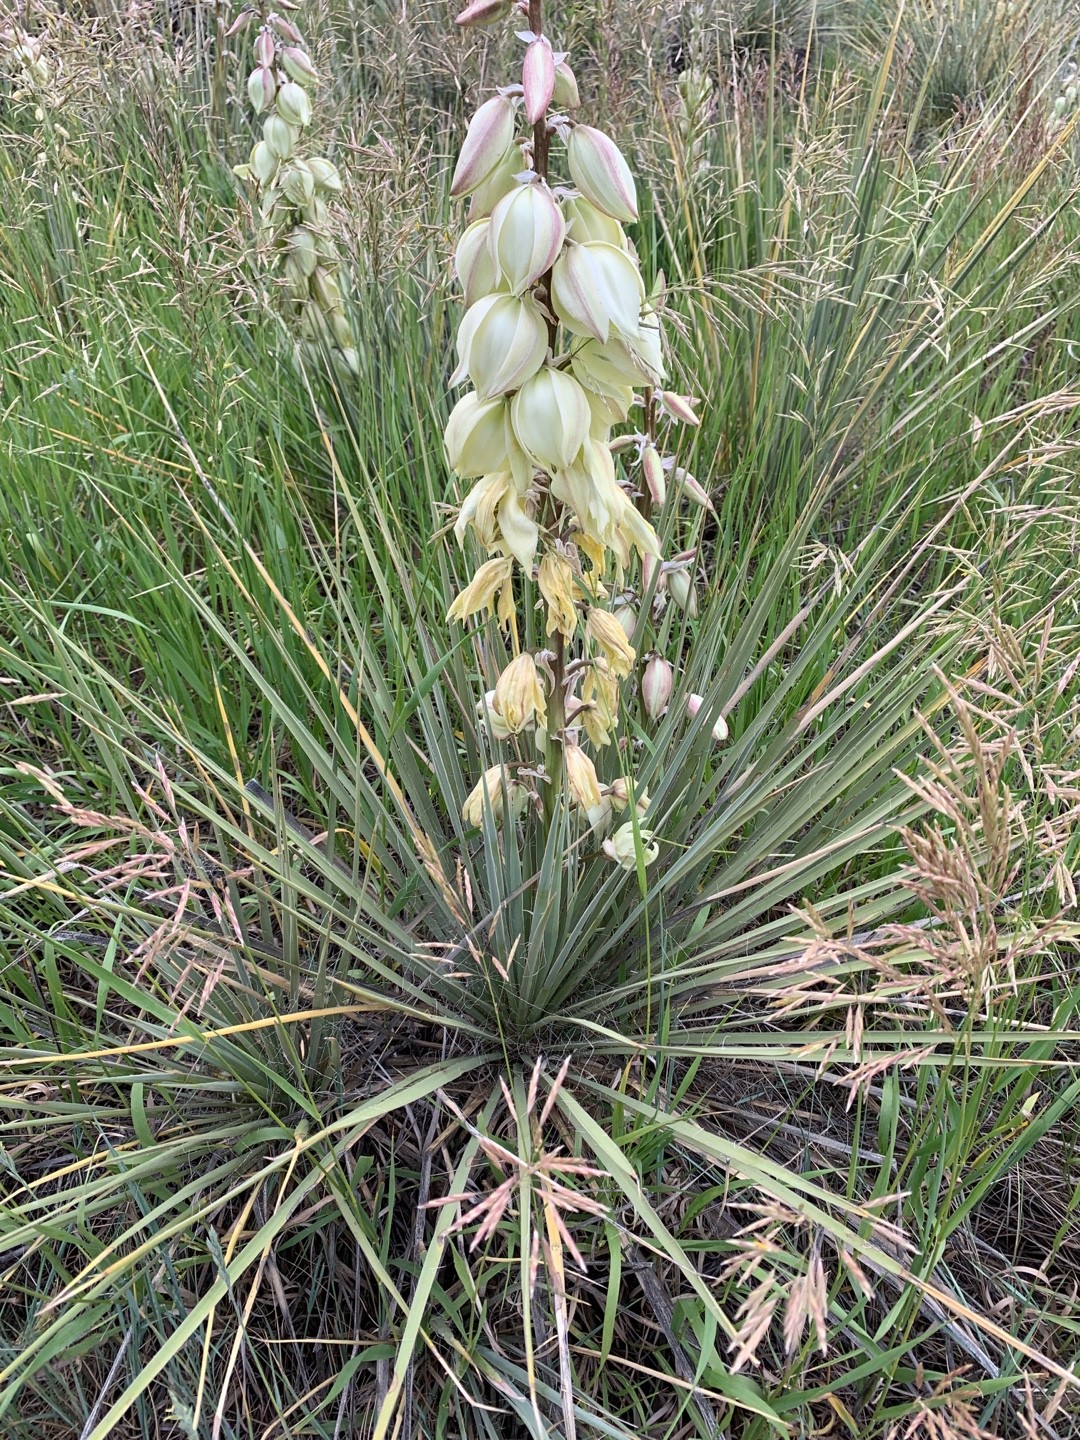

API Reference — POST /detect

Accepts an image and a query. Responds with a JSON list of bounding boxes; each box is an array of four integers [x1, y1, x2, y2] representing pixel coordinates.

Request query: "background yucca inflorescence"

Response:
[[230, 2, 357, 373], [446, 0, 719, 867]]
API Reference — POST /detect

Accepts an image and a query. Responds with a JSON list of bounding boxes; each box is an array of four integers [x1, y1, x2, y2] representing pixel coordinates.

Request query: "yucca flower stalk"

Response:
[[229, 2, 357, 373], [446, 0, 713, 868]]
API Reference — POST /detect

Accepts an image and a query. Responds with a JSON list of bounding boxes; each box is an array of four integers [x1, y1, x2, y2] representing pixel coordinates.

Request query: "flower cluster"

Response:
[[229, 5, 356, 374], [1049, 58, 1078, 139], [446, 0, 717, 868]]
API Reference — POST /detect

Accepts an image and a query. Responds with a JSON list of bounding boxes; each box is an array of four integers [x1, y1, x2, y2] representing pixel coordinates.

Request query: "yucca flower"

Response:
[[494, 653, 548, 733]]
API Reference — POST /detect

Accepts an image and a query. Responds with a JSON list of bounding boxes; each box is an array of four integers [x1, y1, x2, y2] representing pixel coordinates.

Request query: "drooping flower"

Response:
[[450, 94, 517, 198], [564, 741, 602, 809], [445, 391, 511, 478], [586, 607, 635, 678], [451, 293, 549, 398], [494, 652, 548, 732], [462, 765, 527, 827], [686, 693, 729, 742], [447, 555, 515, 624], [538, 552, 578, 642], [603, 819, 659, 869], [488, 181, 565, 293], [551, 241, 644, 344], [641, 654, 673, 719], [510, 366, 590, 472], [581, 659, 619, 747]]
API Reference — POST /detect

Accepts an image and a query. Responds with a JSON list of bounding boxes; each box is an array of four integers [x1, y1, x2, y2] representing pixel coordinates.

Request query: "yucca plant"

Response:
[[2, 0, 1080, 1437]]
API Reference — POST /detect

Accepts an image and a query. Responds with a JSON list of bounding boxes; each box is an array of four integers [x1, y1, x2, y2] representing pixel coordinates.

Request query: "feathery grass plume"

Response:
[[446, 0, 710, 863], [229, 3, 357, 374]]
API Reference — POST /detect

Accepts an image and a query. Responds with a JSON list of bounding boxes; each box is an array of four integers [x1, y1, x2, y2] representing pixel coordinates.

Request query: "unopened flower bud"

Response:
[[248, 65, 276, 113], [444, 390, 511, 477], [522, 36, 555, 124], [455, 218, 501, 307], [510, 365, 589, 471], [488, 181, 565, 293], [641, 654, 673, 719], [616, 604, 637, 640], [467, 145, 522, 220], [567, 124, 638, 224], [276, 80, 312, 127], [604, 819, 659, 869], [673, 468, 712, 509], [307, 156, 343, 193], [642, 444, 665, 506], [667, 567, 697, 616], [312, 266, 342, 311], [553, 59, 580, 108], [274, 16, 304, 44], [263, 113, 297, 159], [660, 391, 701, 426], [686, 693, 728, 742], [281, 46, 317, 85], [451, 292, 548, 399], [454, 0, 511, 25], [450, 94, 516, 199], [254, 29, 274, 67], [551, 241, 644, 343]]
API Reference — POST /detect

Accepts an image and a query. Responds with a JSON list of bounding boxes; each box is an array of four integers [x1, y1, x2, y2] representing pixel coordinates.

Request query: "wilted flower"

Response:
[[603, 819, 659, 869], [462, 765, 527, 827], [510, 366, 590, 472], [487, 182, 565, 294], [551, 241, 644, 343], [494, 652, 547, 732], [447, 555, 515, 624], [452, 292, 549, 398], [581, 660, 619, 747], [478, 689, 515, 739], [641, 654, 672, 719], [586, 607, 635, 678], [564, 742, 602, 809], [538, 552, 578, 641], [686, 693, 729, 742], [566, 124, 638, 223], [454, 471, 510, 550], [450, 94, 516, 198]]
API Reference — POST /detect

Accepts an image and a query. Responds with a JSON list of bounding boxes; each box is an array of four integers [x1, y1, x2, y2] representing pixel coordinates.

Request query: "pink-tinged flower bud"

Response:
[[281, 46, 317, 85], [674, 468, 712, 509], [642, 444, 665, 506], [281, 158, 315, 207], [616, 604, 638, 640], [553, 59, 580, 108], [660, 391, 701, 426], [450, 94, 516, 199], [254, 29, 275, 66], [248, 66, 276, 113], [567, 124, 638, 224], [641, 553, 660, 593], [286, 225, 319, 278], [641, 654, 673, 719], [444, 390, 511, 477], [487, 181, 565, 293], [263, 113, 297, 159], [455, 218, 501, 307], [454, 0, 511, 26], [451, 293, 548, 399], [249, 139, 279, 184], [276, 80, 312, 127], [551, 241, 644, 344], [686, 693, 728, 742], [274, 16, 304, 44], [308, 156, 343, 193], [522, 37, 555, 124], [561, 195, 625, 248], [667, 568, 698, 616], [510, 365, 590, 471], [226, 10, 255, 37]]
